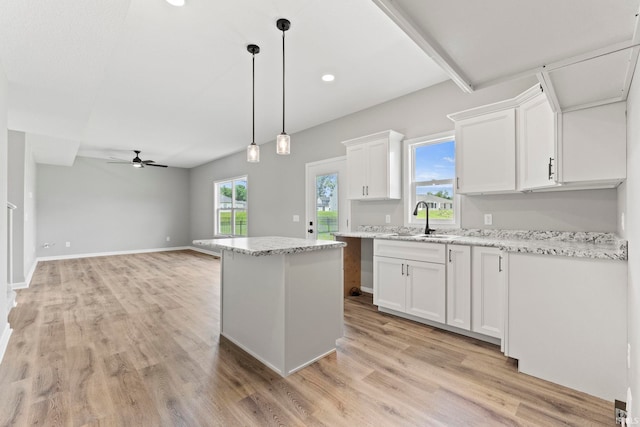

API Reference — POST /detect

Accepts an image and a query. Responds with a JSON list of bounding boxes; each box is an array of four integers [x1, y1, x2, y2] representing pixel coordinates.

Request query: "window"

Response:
[[214, 176, 248, 236], [404, 133, 457, 227]]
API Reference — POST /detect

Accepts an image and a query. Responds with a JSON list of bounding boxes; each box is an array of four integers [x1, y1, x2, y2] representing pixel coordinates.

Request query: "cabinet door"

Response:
[[519, 91, 557, 190], [446, 245, 471, 330], [456, 109, 516, 194], [561, 102, 626, 184], [472, 247, 505, 338], [346, 144, 367, 199], [373, 256, 406, 311], [365, 139, 389, 199], [405, 260, 446, 323]]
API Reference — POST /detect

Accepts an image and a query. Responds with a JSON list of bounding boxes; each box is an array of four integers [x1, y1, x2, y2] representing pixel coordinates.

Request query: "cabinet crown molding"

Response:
[[447, 85, 542, 122], [341, 129, 404, 147]]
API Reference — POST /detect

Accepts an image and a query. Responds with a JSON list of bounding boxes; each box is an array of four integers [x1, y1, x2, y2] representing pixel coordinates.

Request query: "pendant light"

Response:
[[246, 44, 260, 163], [276, 18, 291, 155]]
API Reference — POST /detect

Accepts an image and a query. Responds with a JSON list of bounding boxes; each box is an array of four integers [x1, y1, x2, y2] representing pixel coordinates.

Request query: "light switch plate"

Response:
[[293, 215, 300, 222], [385, 215, 391, 224], [484, 214, 493, 225]]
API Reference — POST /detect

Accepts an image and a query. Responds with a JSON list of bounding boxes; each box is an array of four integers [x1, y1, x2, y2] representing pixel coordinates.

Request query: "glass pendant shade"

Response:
[[247, 143, 260, 162], [276, 132, 290, 155]]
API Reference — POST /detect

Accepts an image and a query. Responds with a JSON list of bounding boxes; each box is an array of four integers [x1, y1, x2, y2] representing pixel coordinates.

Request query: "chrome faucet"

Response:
[[413, 201, 435, 235]]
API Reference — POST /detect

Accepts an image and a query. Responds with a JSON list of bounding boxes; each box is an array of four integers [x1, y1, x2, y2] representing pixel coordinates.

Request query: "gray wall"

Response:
[[37, 157, 190, 257], [7, 131, 24, 282], [191, 78, 619, 240], [623, 52, 640, 419], [0, 66, 8, 339]]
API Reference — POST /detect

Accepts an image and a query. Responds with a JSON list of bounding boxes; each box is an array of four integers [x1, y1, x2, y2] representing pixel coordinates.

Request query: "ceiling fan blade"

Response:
[[142, 160, 155, 164], [107, 161, 132, 164], [108, 157, 128, 161], [147, 163, 168, 168]]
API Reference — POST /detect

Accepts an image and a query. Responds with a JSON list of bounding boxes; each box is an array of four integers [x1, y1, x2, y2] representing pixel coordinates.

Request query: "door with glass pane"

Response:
[[305, 157, 349, 240]]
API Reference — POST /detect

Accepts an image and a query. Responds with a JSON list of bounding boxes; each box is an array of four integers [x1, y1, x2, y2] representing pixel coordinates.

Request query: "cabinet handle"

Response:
[[456, 177, 460, 189], [401, 263, 404, 276], [548, 157, 554, 180], [366, 185, 369, 196], [449, 249, 452, 263], [362, 186, 365, 196], [498, 256, 503, 272], [406, 264, 410, 276]]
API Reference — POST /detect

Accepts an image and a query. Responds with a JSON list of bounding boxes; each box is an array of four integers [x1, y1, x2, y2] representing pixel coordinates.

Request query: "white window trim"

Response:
[[403, 131, 460, 229], [214, 175, 249, 236]]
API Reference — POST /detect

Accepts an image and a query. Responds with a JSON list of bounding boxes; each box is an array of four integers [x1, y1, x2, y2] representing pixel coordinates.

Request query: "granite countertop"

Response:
[[193, 236, 346, 256], [334, 227, 627, 260]]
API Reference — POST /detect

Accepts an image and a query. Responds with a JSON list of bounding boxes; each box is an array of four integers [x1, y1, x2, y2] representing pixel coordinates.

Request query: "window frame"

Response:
[[403, 131, 459, 229], [214, 175, 248, 236]]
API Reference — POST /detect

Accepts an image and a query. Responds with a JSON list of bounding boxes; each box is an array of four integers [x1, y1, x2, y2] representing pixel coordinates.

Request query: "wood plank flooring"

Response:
[[0, 250, 615, 426]]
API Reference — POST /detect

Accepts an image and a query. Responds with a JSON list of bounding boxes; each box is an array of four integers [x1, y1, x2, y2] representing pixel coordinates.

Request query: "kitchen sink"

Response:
[[392, 233, 459, 240]]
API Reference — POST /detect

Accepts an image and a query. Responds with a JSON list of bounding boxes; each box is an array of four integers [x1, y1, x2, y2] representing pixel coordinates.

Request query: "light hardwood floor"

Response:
[[0, 250, 615, 426]]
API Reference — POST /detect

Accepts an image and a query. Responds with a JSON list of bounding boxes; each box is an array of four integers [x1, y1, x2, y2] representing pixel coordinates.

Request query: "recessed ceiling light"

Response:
[[166, 0, 185, 6], [322, 74, 335, 82]]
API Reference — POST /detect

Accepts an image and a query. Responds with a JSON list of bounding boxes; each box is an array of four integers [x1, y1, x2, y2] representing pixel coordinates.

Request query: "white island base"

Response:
[[220, 246, 343, 377]]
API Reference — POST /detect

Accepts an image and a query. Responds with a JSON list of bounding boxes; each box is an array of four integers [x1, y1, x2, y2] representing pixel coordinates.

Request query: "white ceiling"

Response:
[[0, 0, 449, 168], [379, 0, 640, 87], [2, 1, 639, 168]]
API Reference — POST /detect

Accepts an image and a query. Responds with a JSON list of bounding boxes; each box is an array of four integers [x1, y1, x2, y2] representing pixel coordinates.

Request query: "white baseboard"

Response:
[[11, 281, 27, 290], [12, 259, 38, 290], [361, 286, 373, 294], [37, 246, 193, 262], [0, 324, 13, 365], [189, 246, 221, 257]]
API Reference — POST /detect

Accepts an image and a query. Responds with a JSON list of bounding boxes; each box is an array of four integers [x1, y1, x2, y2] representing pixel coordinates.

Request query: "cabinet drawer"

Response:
[[374, 239, 445, 264]]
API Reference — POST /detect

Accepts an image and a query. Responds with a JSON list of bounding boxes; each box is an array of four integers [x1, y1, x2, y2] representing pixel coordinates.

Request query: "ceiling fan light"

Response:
[[166, 0, 185, 7], [276, 132, 290, 155], [133, 163, 143, 168], [247, 143, 260, 162]]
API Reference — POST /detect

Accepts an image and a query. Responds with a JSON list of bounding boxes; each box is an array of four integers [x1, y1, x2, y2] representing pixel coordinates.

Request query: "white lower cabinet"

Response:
[[405, 260, 446, 322], [374, 240, 446, 323], [374, 256, 406, 312], [471, 247, 505, 339], [374, 240, 505, 341], [446, 244, 471, 330]]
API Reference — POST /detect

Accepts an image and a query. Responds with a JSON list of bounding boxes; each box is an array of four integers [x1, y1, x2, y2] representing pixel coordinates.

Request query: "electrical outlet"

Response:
[[622, 212, 626, 232], [166, 236, 171, 242], [385, 215, 391, 224], [484, 214, 493, 225], [65, 242, 70, 248], [293, 215, 300, 222]]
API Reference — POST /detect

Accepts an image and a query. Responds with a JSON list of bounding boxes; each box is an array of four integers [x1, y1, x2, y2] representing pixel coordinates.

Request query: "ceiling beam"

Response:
[[372, 0, 474, 93]]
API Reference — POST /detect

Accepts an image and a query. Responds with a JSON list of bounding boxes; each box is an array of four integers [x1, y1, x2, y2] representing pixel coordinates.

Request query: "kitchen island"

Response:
[[193, 236, 346, 377]]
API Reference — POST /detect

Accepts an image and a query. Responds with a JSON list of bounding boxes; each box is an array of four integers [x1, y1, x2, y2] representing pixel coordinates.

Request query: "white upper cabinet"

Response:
[[559, 102, 626, 186], [518, 87, 559, 191], [343, 130, 403, 200], [449, 85, 626, 194], [450, 108, 516, 194]]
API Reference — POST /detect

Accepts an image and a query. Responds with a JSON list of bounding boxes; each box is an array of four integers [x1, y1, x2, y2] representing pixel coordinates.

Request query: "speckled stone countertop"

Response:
[[193, 236, 346, 257], [333, 226, 627, 260]]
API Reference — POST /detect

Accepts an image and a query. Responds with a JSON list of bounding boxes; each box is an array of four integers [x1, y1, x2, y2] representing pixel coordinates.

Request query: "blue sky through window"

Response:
[[414, 140, 455, 196]]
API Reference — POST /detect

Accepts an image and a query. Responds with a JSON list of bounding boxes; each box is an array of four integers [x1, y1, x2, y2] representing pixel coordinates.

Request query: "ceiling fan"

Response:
[[108, 150, 168, 168]]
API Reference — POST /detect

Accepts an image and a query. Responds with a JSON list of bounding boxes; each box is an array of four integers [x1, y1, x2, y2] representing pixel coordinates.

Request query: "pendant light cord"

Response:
[[252, 51, 255, 144], [282, 29, 286, 133]]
